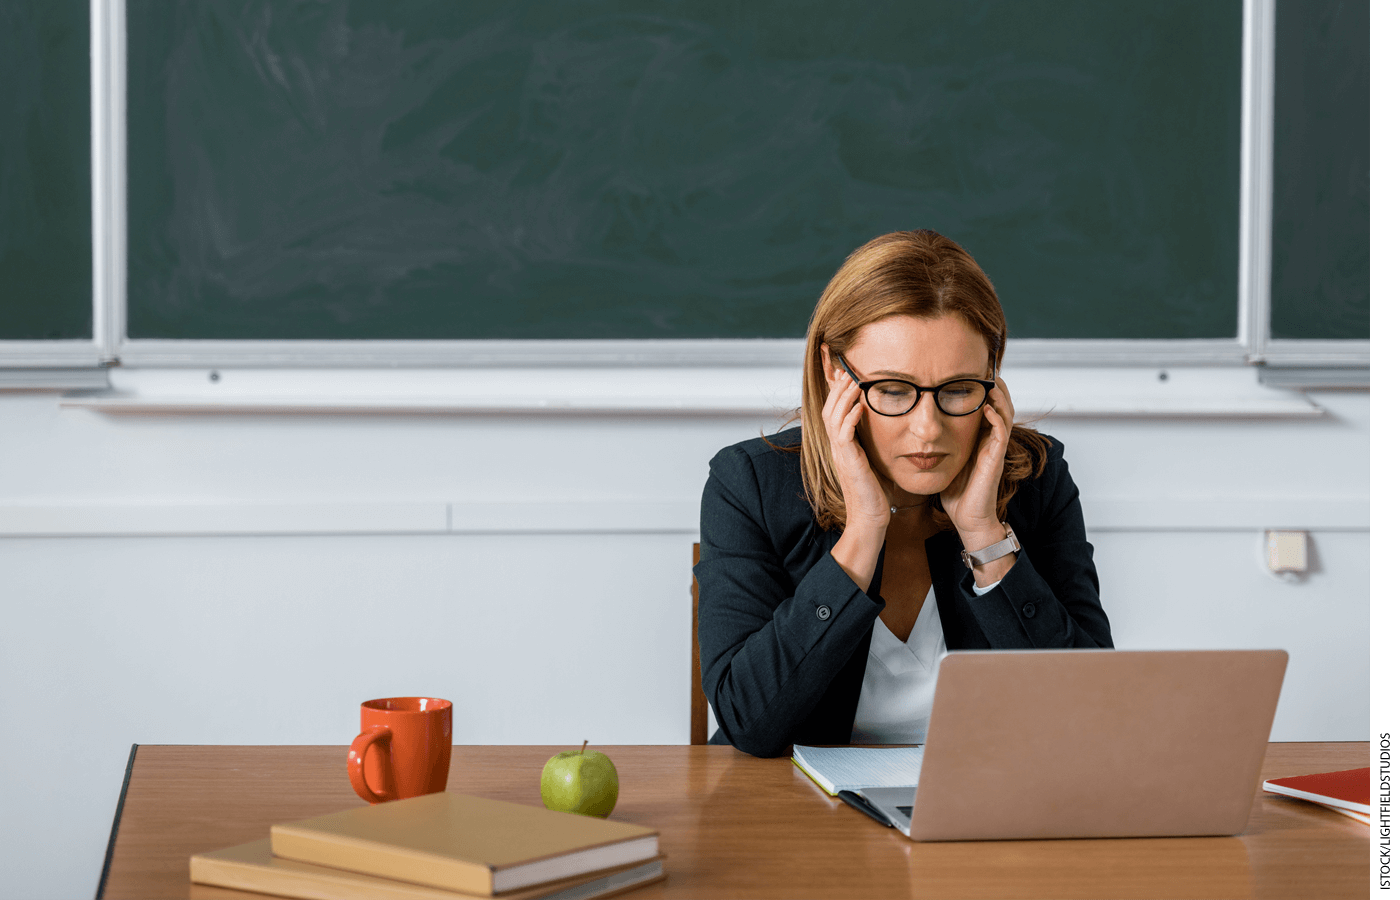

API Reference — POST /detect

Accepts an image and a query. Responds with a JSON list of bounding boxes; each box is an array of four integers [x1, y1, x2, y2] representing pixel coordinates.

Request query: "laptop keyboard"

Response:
[[897, 806, 914, 817]]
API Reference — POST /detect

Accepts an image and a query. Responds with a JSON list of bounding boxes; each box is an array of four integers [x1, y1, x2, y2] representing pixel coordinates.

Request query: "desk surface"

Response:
[[99, 742, 1368, 900]]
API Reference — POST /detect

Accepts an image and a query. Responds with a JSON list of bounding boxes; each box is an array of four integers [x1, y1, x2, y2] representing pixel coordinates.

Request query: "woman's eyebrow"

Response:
[[867, 368, 986, 382]]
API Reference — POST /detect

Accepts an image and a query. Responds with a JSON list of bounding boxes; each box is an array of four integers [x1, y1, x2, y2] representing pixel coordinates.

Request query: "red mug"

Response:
[[347, 697, 452, 804]]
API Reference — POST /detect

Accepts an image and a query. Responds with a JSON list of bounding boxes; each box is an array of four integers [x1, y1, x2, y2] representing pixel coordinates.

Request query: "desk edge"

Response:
[[96, 744, 138, 900]]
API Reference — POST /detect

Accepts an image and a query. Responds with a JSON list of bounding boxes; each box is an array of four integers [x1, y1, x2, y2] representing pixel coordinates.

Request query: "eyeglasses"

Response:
[[836, 355, 995, 418]]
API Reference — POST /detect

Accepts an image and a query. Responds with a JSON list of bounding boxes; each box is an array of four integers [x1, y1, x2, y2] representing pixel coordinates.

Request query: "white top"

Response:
[[849, 578, 999, 744]]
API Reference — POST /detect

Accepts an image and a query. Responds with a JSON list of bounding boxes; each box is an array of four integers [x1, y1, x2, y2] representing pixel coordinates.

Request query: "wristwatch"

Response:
[[961, 523, 1020, 568]]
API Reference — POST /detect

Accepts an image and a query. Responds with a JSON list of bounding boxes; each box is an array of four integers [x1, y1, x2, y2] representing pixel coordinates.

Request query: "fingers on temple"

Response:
[[839, 397, 863, 440], [822, 374, 845, 423]]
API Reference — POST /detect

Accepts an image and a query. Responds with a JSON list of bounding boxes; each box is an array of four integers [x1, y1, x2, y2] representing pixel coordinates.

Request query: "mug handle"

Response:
[[347, 726, 393, 803]]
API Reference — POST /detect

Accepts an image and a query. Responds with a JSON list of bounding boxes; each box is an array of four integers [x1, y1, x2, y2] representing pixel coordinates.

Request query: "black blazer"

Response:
[[695, 427, 1112, 758]]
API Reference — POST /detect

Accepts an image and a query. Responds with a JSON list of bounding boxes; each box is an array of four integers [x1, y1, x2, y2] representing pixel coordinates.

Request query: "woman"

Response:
[[695, 230, 1112, 758]]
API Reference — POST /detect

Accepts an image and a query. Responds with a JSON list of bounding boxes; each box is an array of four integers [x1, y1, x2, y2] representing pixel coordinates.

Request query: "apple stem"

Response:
[[581, 740, 588, 754]]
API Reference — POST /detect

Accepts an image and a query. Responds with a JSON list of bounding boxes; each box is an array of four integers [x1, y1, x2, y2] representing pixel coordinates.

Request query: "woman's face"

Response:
[[823, 314, 992, 506]]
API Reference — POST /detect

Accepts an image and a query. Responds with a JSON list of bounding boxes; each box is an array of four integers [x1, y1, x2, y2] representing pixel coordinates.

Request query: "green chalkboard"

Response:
[[0, 0, 91, 340], [1270, 0, 1368, 340], [125, 1, 1243, 341]]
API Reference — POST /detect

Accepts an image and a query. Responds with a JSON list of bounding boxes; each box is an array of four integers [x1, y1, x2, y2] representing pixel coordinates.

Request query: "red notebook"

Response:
[[1263, 767, 1369, 815]]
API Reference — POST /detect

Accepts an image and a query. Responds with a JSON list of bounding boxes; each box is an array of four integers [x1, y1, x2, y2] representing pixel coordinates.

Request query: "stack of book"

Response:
[[189, 792, 664, 900]]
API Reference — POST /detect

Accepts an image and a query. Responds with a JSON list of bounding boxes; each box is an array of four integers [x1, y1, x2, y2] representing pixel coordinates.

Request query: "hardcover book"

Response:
[[268, 793, 660, 896], [1262, 767, 1369, 819]]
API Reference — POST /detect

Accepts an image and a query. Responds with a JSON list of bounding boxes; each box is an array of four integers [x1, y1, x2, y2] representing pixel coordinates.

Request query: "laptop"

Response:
[[852, 648, 1288, 840]]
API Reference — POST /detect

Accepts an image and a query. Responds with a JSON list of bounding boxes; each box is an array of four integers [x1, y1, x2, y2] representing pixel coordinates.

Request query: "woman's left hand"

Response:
[[940, 376, 1015, 548]]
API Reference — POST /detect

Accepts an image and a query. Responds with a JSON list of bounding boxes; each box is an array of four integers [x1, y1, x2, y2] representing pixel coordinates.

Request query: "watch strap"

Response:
[[961, 523, 1020, 568]]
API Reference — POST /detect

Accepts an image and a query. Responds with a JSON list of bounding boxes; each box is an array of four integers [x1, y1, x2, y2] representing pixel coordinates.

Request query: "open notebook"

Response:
[[791, 745, 922, 796]]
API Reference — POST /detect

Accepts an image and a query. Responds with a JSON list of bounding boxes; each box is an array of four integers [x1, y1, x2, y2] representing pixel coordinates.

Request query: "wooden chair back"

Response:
[[691, 542, 708, 745]]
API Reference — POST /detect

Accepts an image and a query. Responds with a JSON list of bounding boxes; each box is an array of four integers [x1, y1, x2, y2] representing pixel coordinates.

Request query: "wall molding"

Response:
[[0, 368, 112, 391], [55, 365, 1327, 419], [0, 497, 1367, 538]]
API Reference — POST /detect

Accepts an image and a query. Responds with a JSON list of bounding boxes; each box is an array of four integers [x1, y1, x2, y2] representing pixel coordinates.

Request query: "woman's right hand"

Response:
[[823, 367, 891, 537], [823, 367, 889, 593]]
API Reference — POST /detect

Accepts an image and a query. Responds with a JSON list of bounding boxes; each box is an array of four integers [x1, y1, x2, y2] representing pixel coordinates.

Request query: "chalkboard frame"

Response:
[[0, 0, 1369, 375]]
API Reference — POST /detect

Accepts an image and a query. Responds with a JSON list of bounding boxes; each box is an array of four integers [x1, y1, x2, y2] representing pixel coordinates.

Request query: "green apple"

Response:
[[540, 741, 619, 818]]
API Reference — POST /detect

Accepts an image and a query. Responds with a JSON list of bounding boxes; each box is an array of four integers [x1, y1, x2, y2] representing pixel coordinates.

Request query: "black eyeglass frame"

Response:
[[836, 355, 996, 418]]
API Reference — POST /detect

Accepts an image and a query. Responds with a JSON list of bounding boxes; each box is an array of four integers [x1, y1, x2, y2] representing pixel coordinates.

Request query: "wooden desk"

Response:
[[99, 743, 1367, 899]]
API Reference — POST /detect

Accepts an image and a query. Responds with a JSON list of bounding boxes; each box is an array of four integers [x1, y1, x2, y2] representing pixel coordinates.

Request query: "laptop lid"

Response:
[[901, 648, 1287, 841]]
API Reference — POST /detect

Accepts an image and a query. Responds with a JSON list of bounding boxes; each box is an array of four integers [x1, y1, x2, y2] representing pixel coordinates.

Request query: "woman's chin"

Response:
[[891, 470, 953, 499]]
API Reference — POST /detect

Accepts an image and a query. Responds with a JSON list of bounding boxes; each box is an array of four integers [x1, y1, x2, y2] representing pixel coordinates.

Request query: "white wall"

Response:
[[0, 366, 1368, 899]]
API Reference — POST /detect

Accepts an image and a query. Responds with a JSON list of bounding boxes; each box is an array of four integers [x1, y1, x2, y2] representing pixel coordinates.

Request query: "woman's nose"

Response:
[[906, 392, 945, 440]]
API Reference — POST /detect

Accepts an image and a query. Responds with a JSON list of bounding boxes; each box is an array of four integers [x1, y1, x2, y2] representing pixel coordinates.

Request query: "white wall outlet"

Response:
[[1266, 530, 1309, 574]]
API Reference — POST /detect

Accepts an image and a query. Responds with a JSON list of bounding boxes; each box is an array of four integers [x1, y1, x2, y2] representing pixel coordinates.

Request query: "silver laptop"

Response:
[[854, 648, 1288, 840]]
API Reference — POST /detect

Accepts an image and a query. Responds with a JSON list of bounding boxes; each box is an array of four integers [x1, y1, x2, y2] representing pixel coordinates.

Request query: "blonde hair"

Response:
[[789, 230, 1049, 531]]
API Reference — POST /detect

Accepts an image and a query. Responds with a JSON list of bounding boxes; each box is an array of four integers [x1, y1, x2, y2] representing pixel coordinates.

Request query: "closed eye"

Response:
[[872, 382, 915, 397]]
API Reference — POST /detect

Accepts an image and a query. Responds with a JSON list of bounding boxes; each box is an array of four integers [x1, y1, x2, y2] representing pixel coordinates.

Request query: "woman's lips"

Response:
[[905, 453, 946, 471]]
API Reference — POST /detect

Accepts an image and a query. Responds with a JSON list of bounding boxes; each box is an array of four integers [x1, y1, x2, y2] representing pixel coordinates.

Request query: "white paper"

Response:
[[792, 745, 923, 794]]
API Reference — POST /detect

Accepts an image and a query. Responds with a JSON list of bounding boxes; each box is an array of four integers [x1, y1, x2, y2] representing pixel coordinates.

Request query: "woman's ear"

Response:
[[820, 343, 837, 386]]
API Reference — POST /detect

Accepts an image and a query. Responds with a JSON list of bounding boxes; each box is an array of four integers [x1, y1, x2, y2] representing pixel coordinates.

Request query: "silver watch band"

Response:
[[961, 523, 1020, 568]]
